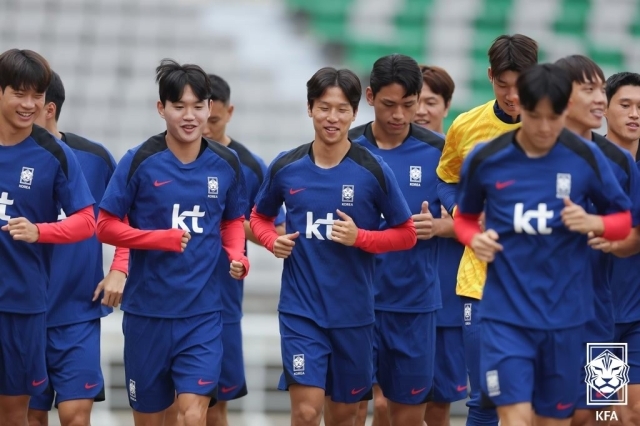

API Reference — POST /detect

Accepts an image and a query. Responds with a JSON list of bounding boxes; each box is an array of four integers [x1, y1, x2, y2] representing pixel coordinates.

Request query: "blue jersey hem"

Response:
[[0, 307, 46, 315], [277, 309, 374, 329], [46, 312, 105, 328], [373, 303, 442, 314], [121, 306, 220, 319], [481, 315, 587, 330]]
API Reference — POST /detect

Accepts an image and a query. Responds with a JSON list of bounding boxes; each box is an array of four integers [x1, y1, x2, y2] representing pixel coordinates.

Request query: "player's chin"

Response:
[[177, 126, 203, 143]]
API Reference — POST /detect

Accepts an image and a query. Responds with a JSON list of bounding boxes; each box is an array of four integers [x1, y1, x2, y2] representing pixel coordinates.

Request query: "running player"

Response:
[[414, 65, 467, 426], [436, 34, 538, 426], [349, 54, 445, 426], [0, 48, 95, 425], [554, 56, 640, 426], [26, 71, 129, 426], [456, 63, 632, 426], [203, 73, 286, 426], [96, 60, 249, 426], [250, 66, 417, 426]]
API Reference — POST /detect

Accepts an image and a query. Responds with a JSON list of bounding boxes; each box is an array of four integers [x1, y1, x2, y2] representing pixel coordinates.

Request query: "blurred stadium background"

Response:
[[1, 0, 638, 423]]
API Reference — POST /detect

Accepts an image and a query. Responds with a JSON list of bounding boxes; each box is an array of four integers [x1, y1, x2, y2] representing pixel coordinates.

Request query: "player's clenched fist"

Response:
[[273, 231, 300, 258], [412, 201, 434, 240], [180, 231, 191, 252], [470, 229, 503, 262], [1, 217, 39, 243], [331, 209, 358, 246], [561, 197, 603, 235], [229, 260, 246, 279]]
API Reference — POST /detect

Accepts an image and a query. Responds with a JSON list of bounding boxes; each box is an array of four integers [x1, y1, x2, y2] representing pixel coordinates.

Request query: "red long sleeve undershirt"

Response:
[[220, 216, 250, 279], [249, 207, 417, 254], [36, 206, 95, 244], [109, 216, 130, 275], [454, 210, 632, 246]]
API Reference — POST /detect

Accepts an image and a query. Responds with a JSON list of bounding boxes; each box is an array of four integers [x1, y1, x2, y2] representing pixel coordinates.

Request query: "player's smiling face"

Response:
[[367, 83, 419, 136], [414, 84, 448, 133], [520, 96, 568, 154], [203, 100, 233, 142], [0, 85, 45, 131], [157, 85, 210, 145], [568, 75, 606, 131], [489, 70, 519, 118], [605, 85, 640, 143], [308, 86, 356, 145]]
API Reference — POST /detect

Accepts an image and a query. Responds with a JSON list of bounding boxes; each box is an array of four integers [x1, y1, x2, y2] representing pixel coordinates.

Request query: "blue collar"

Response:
[[493, 101, 520, 124]]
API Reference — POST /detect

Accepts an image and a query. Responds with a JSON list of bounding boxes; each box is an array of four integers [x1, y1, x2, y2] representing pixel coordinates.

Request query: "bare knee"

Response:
[[425, 402, 450, 426], [58, 399, 93, 426], [373, 393, 388, 420], [206, 401, 228, 426], [292, 402, 323, 426], [182, 404, 207, 426], [28, 409, 49, 426]]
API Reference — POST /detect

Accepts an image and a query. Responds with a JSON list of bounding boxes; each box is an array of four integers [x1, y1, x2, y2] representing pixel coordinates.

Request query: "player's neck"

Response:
[[0, 118, 31, 146], [371, 120, 408, 149], [565, 118, 592, 140], [607, 131, 639, 159], [515, 129, 553, 158], [312, 137, 350, 169], [165, 132, 202, 164], [213, 134, 231, 147], [46, 121, 62, 140]]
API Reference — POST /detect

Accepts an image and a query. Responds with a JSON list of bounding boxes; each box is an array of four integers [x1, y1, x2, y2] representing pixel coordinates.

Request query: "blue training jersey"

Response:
[[457, 129, 631, 330], [253, 141, 412, 328], [216, 139, 285, 324], [437, 238, 465, 326], [0, 126, 94, 314], [350, 123, 442, 313], [100, 134, 248, 319], [584, 133, 640, 340], [611, 159, 640, 324], [47, 132, 119, 327]]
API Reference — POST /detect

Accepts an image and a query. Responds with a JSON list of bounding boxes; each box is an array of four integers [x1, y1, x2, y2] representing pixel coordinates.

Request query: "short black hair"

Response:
[[155, 59, 211, 105], [0, 48, 51, 93], [369, 54, 423, 98], [517, 63, 572, 115], [46, 71, 65, 121], [307, 67, 361, 112], [419, 65, 455, 106], [488, 34, 538, 79], [208, 73, 231, 104], [554, 54, 605, 85], [606, 72, 640, 105]]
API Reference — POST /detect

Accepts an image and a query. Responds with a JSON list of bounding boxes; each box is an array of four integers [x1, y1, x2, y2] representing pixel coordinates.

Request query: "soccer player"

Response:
[[414, 65, 454, 137], [348, 54, 445, 426], [249, 66, 417, 426], [96, 60, 249, 426], [553, 56, 640, 426], [413, 65, 467, 426], [26, 71, 129, 426], [0, 49, 96, 425], [435, 34, 538, 426], [455, 63, 632, 426], [202, 73, 286, 426], [589, 72, 640, 425]]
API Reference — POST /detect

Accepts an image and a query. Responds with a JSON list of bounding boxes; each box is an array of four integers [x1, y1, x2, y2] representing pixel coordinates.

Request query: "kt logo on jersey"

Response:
[[584, 343, 629, 406]]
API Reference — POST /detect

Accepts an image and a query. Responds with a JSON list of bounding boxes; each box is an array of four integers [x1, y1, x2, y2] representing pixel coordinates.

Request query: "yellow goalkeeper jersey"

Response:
[[436, 100, 521, 300]]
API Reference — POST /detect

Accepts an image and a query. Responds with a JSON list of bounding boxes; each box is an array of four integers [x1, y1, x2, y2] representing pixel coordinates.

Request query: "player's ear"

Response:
[[444, 100, 451, 118], [46, 102, 57, 121], [227, 104, 235, 119], [352, 108, 358, 122], [487, 67, 493, 83], [157, 100, 165, 119], [365, 87, 374, 106], [307, 102, 312, 117]]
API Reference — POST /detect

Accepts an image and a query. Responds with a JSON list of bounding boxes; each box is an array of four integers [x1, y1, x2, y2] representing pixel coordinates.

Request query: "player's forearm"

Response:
[[353, 219, 417, 254], [601, 211, 632, 241], [249, 208, 279, 252], [437, 179, 458, 214], [244, 220, 285, 246], [96, 210, 184, 252], [37, 206, 96, 244], [610, 227, 640, 257], [109, 215, 130, 275], [434, 217, 456, 238], [454, 212, 482, 246], [221, 216, 250, 279]]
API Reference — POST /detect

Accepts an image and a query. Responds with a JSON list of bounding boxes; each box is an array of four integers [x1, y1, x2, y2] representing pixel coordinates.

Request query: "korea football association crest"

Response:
[[293, 354, 305, 376], [556, 173, 571, 199], [342, 184, 354, 206], [208, 177, 218, 199], [19, 166, 34, 189], [410, 166, 421, 187], [584, 343, 629, 406]]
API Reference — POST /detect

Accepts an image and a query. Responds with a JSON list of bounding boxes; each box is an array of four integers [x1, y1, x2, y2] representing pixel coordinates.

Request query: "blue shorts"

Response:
[[615, 321, 640, 384], [432, 326, 467, 403], [480, 320, 582, 419], [373, 311, 435, 405], [0, 312, 47, 396], [123, 312, 222, 413], [29, 320, 105, 410], [217, 321, 247, 402], [278, 313, 374, 404]]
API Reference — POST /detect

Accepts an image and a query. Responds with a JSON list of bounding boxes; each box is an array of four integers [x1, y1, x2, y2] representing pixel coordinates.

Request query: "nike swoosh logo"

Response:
[[32, 378, 47, 387], [289, 188, 306, 195], [198, 379, 214, 386], [495, 180, 515, 190], [221, 385, 238, 393], [351, 387, 366, 395], [411, 387, 427, 395], [457, 385, 468, 392], [556, 402, 573, 410], [154, 180, 172, 187], [85, 383, 99, 389]]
